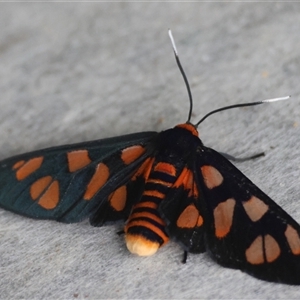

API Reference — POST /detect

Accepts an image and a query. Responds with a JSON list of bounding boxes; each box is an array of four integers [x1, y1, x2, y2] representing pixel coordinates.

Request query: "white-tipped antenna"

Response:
[[261, 95, 291, 103], [168, 29, 178, 55], [195, 95, 292, 127], [168, 29, 193, 123]]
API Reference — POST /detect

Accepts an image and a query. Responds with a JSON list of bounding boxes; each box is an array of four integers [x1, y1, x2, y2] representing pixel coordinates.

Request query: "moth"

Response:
[[0, 30, 298, 285]]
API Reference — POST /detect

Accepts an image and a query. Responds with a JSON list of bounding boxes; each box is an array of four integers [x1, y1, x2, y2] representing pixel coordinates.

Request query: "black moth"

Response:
[[0, 30, 298, 285]]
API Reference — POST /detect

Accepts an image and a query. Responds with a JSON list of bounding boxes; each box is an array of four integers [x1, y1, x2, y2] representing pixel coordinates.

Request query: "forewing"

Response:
[[196, 146, 300, 284], [0, 131, 157, 225]]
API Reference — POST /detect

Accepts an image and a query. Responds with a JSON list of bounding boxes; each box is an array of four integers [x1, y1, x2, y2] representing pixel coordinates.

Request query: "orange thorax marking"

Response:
[[154, 162, 176, 176], [175, 123, 199, 137]]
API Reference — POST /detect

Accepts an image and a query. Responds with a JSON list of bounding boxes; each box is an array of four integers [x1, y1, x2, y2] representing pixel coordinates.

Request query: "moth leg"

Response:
[[182, 251, 188, 264], [220, 151, 265, 162]]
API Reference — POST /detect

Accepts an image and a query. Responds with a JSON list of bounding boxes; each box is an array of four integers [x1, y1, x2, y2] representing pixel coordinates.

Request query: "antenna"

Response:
[[168, 30, 291, 128], [195, 95, 291, 127], [168, 29, 193, 123]]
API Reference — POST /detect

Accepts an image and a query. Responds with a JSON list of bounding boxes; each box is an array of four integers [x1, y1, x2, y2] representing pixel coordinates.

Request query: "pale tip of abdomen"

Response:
[[125, 234, 160, 256]]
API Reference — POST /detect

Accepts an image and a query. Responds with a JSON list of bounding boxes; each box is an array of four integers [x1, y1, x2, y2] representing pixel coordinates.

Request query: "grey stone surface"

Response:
[[0, 2, 300, 299]]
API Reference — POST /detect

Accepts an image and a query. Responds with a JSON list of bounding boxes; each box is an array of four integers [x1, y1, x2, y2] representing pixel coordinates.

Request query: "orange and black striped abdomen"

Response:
[[125, 162, 178, 256]]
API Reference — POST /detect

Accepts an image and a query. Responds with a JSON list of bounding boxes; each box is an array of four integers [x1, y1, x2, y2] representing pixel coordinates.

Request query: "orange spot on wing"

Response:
[[83, 163, 110, 200], [154, 162, 176, 176], [30, 176, 52, 200], [213, 198, 236, 238], [242, 196, 269, 222], [285, 225, 300, 255], [121, 145, 145, 165], [245, 234, 281, 265], [175, 123, 199, 137], [67, 150, 91, 172], [201, 165, 223, 189], [176, 204, 203, 228], [246, 235, 264, 265], [131, 157, 154, 181], [38, 180, 59, 209], [109, 185, 127, 211], [15, 157, 44, 181], [265, 234, 280, 263], [12, 160, 25, 170]]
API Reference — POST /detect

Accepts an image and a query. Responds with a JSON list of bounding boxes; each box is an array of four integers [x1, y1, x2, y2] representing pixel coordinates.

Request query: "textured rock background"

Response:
[[0, 3, 300, 298]]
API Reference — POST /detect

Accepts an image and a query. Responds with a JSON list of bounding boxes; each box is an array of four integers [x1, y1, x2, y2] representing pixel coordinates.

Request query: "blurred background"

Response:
[[0, 3, 300, 298]]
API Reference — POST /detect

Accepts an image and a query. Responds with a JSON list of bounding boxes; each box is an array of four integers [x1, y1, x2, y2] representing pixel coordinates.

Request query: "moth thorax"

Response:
[[125, 233, 160, 256]]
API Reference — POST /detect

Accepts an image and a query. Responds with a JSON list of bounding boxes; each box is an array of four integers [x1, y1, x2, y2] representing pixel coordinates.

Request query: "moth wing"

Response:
[[0, 131, 157, 225], [196, 146, 300, 284], [159, 161, 206, 254]]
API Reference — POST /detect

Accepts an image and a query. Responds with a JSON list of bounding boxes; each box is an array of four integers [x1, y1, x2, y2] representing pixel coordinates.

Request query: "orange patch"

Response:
[[176, 204, 203, 228], [285, 225, 300, 255], [129, 211, 165, 226], [175, 123, 199, 137], [67, 150, 91, 172], [265, 234, 280, 263], [147, 178, 172, 187], [242, 196, 269, 222], [12, 160, 25, 170], [15, 157, 44, 181], [30, 176, 52, 200], [125, 234, 161, 256], [133, 201, 157, 210], [121, 145, 145, 165], [143, 190, 165, 199], [131, 157, 154, 181], [201, 165, 223, 189], [125, 219, 169, 244], [83, 163, 109, 200], [173, 167, 189, 188], [154, 162, 176, 176], [193, 182, 199, 198], [245, 235, 264, 265], [109, 185, 127, 212], [38, 180, 59, 209], [213, 198, 236, 238]]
